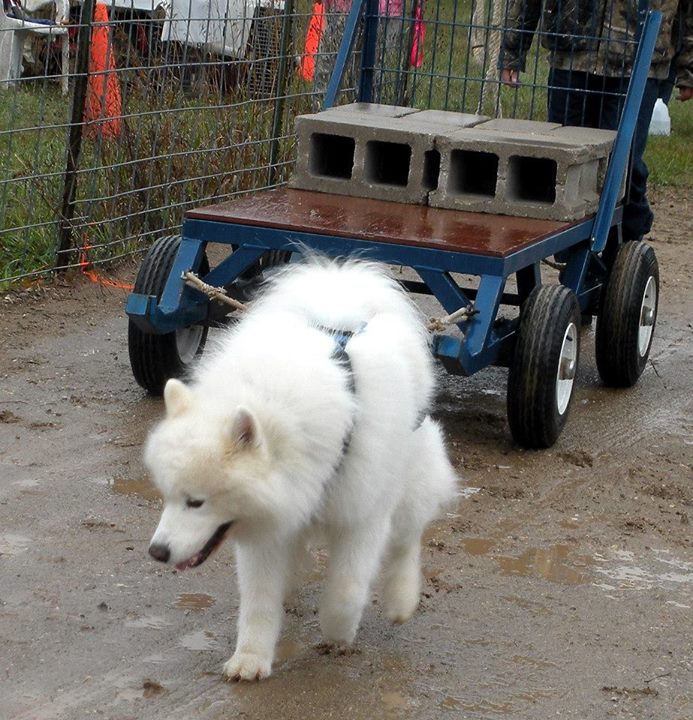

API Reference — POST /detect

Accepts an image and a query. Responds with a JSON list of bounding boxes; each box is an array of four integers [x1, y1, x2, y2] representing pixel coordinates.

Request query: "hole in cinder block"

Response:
[[507, 156, 557, 204], [364, 140, 411, 187], [447, 150, 498, 197], [309, 133, 355, 179], [423, 149, 440, 191]]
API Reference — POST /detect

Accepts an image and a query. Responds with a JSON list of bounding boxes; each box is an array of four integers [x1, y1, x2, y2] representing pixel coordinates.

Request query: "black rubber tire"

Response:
[[507, 284, 581, 449], [240, 248, 291, 280], [128, 235, 209, 395], [595, 241, 659, 388]]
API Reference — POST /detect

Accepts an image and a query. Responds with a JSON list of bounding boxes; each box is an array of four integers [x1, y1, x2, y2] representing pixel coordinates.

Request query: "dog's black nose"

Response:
[[148, 543, 170, 563]]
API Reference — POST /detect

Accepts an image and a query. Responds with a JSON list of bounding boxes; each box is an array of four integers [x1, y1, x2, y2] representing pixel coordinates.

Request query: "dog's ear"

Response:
[[229, 407, 260, 449], [163, 378, 193, 417]]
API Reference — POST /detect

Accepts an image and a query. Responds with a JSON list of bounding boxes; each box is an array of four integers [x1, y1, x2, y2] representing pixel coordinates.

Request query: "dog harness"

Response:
[[320, 322, 366, 395], [315, 322, 366, 464], [319, 322, 428, 470]]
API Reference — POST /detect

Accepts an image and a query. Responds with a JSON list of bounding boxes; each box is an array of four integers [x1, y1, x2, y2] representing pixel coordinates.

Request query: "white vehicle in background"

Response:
[[161, 0, 284, 59], [160, 0, 285, 94], [82, 0, 286, 94]]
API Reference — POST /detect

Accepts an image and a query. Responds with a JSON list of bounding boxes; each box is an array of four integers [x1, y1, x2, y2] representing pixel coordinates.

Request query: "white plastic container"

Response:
[[649, 98, 671, 136]]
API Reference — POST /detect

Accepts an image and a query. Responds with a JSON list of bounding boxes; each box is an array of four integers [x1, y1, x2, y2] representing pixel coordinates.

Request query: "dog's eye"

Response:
[[186, 498, 205, 509]]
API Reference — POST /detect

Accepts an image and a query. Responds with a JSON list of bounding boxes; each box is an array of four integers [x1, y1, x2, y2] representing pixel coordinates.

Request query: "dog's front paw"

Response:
[[223, 652, 272, 681]]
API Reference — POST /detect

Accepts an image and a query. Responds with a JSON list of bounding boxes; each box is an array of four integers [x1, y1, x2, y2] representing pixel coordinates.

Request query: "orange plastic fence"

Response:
[[83, 3, 122, 140], [299, 2, 326, 82]]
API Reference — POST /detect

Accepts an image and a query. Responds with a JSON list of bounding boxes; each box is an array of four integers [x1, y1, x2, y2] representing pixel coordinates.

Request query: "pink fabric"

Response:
[[409, 2, 424, 67], [325, 0, 403, 17]]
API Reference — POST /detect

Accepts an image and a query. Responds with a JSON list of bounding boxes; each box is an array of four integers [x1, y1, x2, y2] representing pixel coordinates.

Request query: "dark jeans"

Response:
[[547, 68, 659, 241]]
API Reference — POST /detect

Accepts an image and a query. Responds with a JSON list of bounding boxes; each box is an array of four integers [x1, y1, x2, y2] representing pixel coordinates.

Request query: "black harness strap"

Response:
[[315, 324, 364, 464], [318, 322, 428, 470]]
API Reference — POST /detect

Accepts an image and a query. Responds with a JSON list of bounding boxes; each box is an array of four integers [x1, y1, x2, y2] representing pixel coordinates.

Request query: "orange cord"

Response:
[[79, 242, 133, 290]]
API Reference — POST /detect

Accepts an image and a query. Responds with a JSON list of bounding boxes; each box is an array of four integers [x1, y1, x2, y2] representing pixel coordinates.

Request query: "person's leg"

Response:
[[547, 67, 592, 126], [622, 76, 659, 241], [587, 73, 624, 130], [658, 54, 678, 104]]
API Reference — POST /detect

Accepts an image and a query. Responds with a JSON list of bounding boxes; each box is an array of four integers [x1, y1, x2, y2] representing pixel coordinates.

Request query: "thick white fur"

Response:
[[145, 258, 458, 680]]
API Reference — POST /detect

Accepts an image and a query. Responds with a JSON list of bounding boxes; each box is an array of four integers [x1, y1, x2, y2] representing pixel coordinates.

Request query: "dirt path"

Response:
[[1, 187, 691, 720]]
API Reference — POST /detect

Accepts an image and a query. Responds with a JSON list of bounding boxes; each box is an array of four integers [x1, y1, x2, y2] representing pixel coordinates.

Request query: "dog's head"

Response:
[[145, 378, 274, 570]]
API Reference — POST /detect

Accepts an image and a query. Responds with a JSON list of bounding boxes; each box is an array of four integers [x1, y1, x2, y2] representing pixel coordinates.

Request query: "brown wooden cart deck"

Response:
[[185, 188, 576, 258]]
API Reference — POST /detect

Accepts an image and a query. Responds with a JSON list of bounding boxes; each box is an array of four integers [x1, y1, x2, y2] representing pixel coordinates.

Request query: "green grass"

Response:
[[0, 74, 310, 286], [645, 99, 693, 187], [1, 0, 691, 286], [0, 85, 70, 281]]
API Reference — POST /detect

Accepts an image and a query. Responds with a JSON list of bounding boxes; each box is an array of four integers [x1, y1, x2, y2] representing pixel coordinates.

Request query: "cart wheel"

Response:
[[507, 285, 581, 448], [240, 249, 291, 280], [595, 241, 658, 388], [128, 235, 209, 396]]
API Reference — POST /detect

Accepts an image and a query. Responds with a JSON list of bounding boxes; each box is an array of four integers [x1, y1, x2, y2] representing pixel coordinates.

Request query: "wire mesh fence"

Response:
[[0, 0, 659, 287]]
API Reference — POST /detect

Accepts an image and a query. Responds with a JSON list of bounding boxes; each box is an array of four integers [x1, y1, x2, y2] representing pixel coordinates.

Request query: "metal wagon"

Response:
[[126, 0, 663, 448]]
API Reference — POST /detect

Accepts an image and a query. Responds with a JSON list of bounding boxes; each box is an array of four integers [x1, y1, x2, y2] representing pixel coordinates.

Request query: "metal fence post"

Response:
[[323, 0, 366, 109], [268, 0, 296, 188], [358, 0, 380, 102], [56, 0, 95, 269]]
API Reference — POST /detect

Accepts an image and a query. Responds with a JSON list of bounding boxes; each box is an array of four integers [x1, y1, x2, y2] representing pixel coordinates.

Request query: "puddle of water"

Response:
[[275, 638, 304, 662], [459, 486, 481, 499], [593, 549, 693, 589], [0, 533, 31, 555], [422, 525, 445, 545], [381, 690, 410, 713], [461, 537, 497, 556], [175, 593, 216, 610], [125, 615, 172, 629], [495, 545, 591, 586], [180, 630, 219, 651], [109, 476, 161, 501]]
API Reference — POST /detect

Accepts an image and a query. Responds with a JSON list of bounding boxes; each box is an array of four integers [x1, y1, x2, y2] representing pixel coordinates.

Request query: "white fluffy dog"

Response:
[[145, 258, 458, 680]]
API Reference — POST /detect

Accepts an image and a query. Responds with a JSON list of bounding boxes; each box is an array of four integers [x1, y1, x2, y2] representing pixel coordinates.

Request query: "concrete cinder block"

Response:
[[475, 118, 562, 134], [291, 105, 488, 204], [401, 109, 490, 129], [292, 112, 435, 203], [291, 105, 617, 220], [321, 102, 421, 119], [429, 125, 616, 220]]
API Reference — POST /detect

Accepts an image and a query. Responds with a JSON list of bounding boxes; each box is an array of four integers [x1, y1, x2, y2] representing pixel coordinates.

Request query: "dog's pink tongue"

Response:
[[175, 555, 199, 571]]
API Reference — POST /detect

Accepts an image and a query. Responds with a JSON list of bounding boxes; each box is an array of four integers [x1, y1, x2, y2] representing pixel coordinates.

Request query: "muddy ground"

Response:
[[1, 186, 691, 720]]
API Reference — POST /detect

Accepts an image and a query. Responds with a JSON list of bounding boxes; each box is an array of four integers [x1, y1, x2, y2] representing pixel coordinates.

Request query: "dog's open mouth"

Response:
[[175, 522, 233, 571]]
